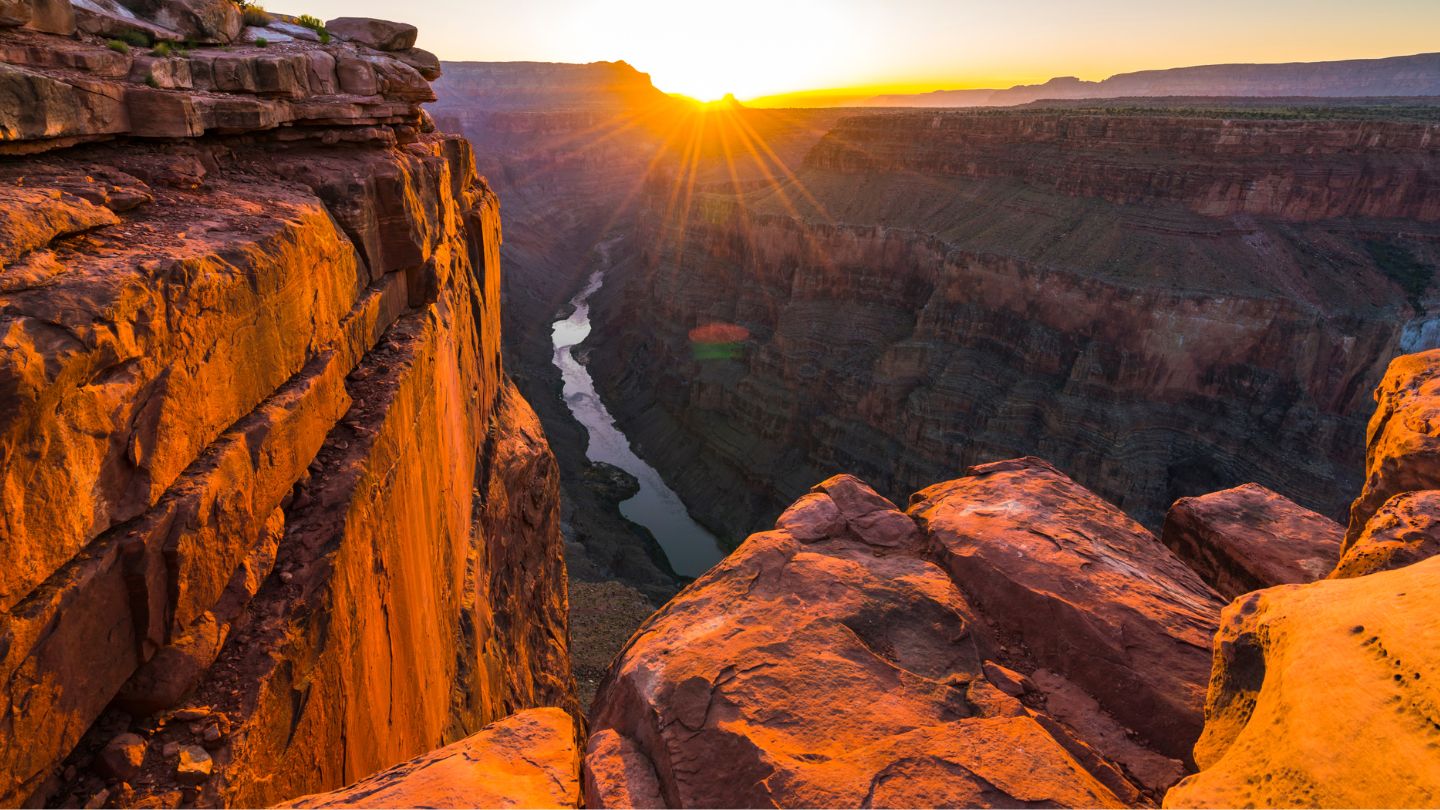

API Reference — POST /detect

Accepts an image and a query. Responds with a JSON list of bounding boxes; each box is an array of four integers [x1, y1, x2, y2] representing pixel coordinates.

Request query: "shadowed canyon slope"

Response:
[[586, 105, 1440, 545], [0, 4, 575, 806]]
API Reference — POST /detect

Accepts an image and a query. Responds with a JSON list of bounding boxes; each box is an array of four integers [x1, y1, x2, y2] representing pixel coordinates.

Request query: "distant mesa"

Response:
[[860, 51, 1440, 107]]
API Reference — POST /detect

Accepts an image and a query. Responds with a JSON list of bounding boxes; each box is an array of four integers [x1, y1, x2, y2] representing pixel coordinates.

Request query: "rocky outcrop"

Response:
[[279, 708, 581, 809], [1161, 484, 1342, 598], [588, 107, 1437, 545], [0, 1, 434, 153], [1165, 349, 1440, 807], [1163, 555, 1440, 808], [1343, 349, 1440, 549], [0, 7, 576, 807], [585, 462, 1222, 807], [1332, 489, 1440, 578]]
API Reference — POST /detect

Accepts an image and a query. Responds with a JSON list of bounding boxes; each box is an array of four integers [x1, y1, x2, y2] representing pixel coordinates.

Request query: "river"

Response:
[[550, 269, 725, 578]]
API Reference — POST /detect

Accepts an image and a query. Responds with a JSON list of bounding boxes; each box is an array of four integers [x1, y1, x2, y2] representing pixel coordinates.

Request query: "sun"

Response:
[[562, 0, 863, 103]]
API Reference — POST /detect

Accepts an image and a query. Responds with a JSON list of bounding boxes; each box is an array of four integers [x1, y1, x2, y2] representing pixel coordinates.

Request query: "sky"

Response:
[[273, 0, 1440, 101]]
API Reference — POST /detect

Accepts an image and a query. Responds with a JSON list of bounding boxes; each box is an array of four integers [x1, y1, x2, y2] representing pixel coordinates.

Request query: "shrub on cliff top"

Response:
[[241, 5, 271, 26], [296, 14, 331, 42], [106, 39, 129, 53], [253, 36, 268, 47]]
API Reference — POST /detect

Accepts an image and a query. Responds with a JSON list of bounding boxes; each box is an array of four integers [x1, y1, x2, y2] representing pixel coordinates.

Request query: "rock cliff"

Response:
[[587, 107, 1439, 546], [0, 3, 575, 806]]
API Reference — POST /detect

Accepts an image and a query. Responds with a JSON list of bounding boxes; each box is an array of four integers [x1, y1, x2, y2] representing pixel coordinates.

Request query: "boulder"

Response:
[[1160, 483, 1342, 598], [278, 709, 581, 809], [585, 473, 1173, 807], [1344, 349, 1440, 551], [1331, 489, 1440, 578], [97, 733, 147, 780], [117, 0, 241, 43], [912, 457, 1225, 762], [394, 46, 439, 80], [324, 16, 416, 51], [72, 0, 182, 41], [1164, 555, 1440, 808]]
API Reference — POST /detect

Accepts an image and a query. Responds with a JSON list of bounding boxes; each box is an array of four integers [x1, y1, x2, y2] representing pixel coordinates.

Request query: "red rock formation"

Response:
[[278, 708, 581, 809], [1161, 483, 1342, 598], [0, 6, 576, 807], [586, 464, 1222, 807], [912, 458, 1223, 761]]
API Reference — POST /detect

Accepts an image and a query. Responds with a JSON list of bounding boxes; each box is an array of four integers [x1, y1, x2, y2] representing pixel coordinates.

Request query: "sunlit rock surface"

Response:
[[278, 708, 581, 809], [1164, 556, 1440, 808], [585, 463, 1222, 807]]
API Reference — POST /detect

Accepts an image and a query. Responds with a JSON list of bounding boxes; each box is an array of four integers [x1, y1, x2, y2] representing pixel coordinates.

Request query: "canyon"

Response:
[[3, 5, 1440, 810]]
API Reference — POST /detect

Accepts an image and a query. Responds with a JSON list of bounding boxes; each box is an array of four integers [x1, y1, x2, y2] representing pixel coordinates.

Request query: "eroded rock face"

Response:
[[0, 9, 432, 152], [1164, 556, 1440, 808], [278, 708, 581, 809], [912, 458, 1224, 761], [1161, 483, 1343, 598], [1332, 490, 1440, 578], [586, 465, 1223, 807], [1344, 349, 1440, 552], [0, 6, 577, 807]]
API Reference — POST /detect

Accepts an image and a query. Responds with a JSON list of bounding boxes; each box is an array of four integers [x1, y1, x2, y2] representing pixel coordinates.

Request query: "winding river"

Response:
[[551, 269, 725, 578]]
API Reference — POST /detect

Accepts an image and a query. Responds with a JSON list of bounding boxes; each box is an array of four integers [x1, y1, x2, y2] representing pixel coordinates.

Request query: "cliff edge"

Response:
[[0, 1, 576, 806]]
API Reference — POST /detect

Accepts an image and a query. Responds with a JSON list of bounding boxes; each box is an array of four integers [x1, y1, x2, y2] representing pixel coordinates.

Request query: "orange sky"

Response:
[[280, 0, 1440, 102]]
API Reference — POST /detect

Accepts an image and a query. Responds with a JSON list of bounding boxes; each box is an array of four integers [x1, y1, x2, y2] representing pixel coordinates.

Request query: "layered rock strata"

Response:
[[0, 6, 575, 807], [585, 461, 1223, 807], [588, 109, 1439, 545], [1160, 483, 1342, 598]]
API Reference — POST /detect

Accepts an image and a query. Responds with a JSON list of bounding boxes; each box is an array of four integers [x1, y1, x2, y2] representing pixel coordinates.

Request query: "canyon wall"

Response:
[[588, 110, 1440, 545], [0, 5, 574, 807]]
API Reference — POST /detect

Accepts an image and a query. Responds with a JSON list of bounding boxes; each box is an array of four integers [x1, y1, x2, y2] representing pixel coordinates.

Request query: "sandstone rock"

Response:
[[98, 733, 147, 780], [118, 0, 240, 43], [394, 47, 439, 80], [0, 64, 129, 146], [586, 473, 1150, 807], [1331, 489, 1440, 578], [73, 0, 182, 41], [240, 24, 290, 43], [912, 457, 1224, 761], [23, 0, 73, 34], [277, 709, 580, 809], [1164, 555, 1440, 808], [265, 19, 320, 42], [0, 0, 30, 26], [175, 746, 212, 785], [1160, 483, 1343, 598], [324, 16, 416, 51], [1344, 349, 1440, 552], [0, 185, 118, 269]]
